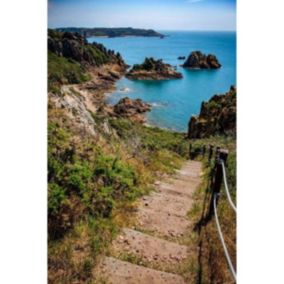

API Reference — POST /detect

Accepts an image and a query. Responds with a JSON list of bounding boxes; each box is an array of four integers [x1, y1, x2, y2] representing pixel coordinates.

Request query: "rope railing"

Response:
[[189, 144, 236, 282], [221, 160, 237, 213], [213, 193, 237, 282]]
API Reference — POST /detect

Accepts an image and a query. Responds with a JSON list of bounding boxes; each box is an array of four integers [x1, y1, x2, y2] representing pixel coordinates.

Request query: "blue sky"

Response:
[[48, 0, 236, 31]]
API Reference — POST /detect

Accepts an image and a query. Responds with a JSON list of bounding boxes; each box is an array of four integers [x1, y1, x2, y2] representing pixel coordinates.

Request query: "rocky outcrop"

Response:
[[188, 86, 236, 138], [48, 29, 126, 68], [182, 51, 221, 69], [126, 58, 182, 80], [113, 97, 151, 123]]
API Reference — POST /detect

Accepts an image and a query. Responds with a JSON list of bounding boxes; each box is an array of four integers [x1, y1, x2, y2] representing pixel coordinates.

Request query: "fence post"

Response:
[[207, 149, 229, 219]]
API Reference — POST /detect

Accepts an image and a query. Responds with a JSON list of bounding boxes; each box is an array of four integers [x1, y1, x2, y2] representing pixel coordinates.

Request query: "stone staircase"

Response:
[[94, 160, 202, 284]]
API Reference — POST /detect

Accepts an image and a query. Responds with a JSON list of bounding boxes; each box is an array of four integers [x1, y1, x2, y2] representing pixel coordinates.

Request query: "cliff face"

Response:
[[188, 86, 236, 138]]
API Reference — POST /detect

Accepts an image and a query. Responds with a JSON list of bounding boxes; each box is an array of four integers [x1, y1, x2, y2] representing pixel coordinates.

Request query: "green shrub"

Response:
[[48, 51, 90, 90], [48, 183, 66, 215]]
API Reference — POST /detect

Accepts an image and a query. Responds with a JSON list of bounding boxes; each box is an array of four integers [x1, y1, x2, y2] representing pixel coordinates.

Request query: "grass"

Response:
[[48, 109, 189, 283]]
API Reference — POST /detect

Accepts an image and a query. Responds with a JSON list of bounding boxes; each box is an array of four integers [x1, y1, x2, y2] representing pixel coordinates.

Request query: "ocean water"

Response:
[[88, 31, 236, 132]]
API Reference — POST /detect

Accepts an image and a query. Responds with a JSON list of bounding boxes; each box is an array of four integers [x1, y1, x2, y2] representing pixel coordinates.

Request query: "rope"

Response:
[[213, 193, 237, 282], [221, 161, 237, 213]]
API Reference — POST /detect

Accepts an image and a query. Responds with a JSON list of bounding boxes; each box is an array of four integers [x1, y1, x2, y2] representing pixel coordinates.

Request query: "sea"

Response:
[[88, 31, 236, 132]]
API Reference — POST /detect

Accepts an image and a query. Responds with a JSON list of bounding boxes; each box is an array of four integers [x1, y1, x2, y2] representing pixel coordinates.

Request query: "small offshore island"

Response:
[[182, 51, 221, 69], [56, 27, 165, 38], [126, 57, 183, 80]]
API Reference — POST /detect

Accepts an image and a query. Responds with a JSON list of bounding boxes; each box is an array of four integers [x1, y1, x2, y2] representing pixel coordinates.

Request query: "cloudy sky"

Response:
[[48, 0, 236, 31]]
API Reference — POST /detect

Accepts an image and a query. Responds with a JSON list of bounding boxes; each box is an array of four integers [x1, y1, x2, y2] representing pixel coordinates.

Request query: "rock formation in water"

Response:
[[113, 97, 151, 123], [188, 86, 236, 138], [126, 57, 183, 80], [182, 51, 221, 69]]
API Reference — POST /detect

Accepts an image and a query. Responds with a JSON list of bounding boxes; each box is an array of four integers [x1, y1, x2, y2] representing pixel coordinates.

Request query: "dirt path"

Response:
[[94, 160, 202, 283]]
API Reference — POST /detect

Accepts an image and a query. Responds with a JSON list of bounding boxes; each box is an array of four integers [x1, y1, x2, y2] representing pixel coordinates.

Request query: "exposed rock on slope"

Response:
[[126, 57, 182, 80], [182, 51, 221, 69], [113, 97, 151, 123], [188, 86, 236, 138]]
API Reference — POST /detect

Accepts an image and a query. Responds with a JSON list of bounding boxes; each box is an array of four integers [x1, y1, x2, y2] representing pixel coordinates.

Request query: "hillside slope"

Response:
[[48, 29, 189, 283]]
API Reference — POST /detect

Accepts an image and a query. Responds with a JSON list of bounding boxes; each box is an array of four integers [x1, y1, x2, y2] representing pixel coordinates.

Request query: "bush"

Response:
[[48, 51, 90, 90]]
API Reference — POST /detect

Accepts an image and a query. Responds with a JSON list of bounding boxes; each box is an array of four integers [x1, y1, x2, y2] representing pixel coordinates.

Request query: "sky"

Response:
[[48, 0, 236, 31]]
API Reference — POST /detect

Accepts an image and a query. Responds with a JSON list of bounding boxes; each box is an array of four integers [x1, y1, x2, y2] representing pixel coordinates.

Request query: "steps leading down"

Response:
[[94, 160, 202, 284]]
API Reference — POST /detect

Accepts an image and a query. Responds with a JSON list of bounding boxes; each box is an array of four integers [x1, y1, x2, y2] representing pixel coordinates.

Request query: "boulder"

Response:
[[113, 97, 151, 123]]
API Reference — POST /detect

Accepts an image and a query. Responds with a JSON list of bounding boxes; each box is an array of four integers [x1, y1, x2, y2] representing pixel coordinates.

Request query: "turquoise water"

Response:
[[88, 31, 236, 132]]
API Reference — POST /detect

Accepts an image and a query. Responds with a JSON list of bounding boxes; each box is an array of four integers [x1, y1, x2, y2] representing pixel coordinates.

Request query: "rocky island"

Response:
[[56, 27, 165, 38], [182, 51, 221, 69], [188, 86, 236, 138], [113, 97, 151, 123], [126, 57, 183, 80]]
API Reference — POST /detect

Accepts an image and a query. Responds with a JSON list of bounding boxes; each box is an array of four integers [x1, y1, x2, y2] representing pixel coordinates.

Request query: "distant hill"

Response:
[[55, 27, 165, 38]]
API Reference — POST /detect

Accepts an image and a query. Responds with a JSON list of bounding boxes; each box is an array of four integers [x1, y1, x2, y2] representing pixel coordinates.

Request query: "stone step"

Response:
[[95, 257, 186, 284], [138, 191, 193, 217], [136, 207, 191, 238], [157, 182, 196, 199], [112, 228, 189, 264]]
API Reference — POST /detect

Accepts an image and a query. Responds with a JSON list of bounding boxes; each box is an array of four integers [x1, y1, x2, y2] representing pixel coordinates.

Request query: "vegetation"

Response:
[[48, 107, 189, 283], [56, 27, 164, 38], [48, 51, 90, 91], [187, 136, 236, 284], [48, 29, 124, 92], [131, 57, 167, 72]]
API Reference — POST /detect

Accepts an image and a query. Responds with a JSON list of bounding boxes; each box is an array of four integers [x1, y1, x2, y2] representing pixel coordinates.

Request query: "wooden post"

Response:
[[219, 149, 229, 166], [207, 149, 229, 219], [215, 146, 221, 161]]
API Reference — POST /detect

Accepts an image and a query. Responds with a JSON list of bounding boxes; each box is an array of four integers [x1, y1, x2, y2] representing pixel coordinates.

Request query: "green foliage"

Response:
[[84, 44, 109, 66], [48, 183, 66, 215], [132, 57, 164, 71], [48, 119, 145, 239], [48, 51, 90, 89], [109, 118, 189, 157]]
